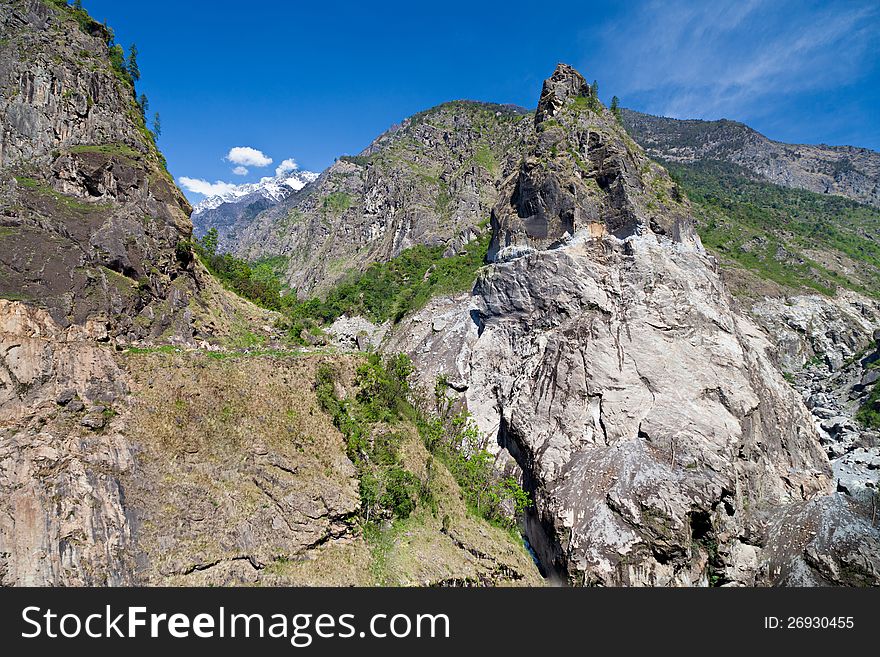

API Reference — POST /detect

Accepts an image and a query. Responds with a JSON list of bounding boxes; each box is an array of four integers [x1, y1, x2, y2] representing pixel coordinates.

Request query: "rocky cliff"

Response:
[[390, 64, 880, 586], [0, 0, 539, 586], [621, 108, 880, 208], [221, 100, 531, 296]]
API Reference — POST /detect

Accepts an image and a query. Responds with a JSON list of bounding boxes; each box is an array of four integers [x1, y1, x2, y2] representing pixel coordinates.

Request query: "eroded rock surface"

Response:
[[390, 64, 880, 586]]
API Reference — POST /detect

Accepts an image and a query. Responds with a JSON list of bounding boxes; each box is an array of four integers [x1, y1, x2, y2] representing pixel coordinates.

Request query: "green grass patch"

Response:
[[474, 144, 498, 174], [69, 142, 142, 160], [667, 160, 880, 297], [569, 95, 601, 114], [322, 191, 352, 214], [15, 176, 110, 212], [857, 385, 880, 430]]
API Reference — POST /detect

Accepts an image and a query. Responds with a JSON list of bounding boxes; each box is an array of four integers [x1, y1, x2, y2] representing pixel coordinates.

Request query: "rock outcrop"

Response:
[[0, 1, 541, 586], [490, 67, 690, 260], [390, 64, 880, 586], [0, 0, 199, 342], [224, 100, 532, 296]]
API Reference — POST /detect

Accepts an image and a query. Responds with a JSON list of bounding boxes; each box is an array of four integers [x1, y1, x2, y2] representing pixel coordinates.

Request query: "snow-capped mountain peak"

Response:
[[191, 170, 319, 215]]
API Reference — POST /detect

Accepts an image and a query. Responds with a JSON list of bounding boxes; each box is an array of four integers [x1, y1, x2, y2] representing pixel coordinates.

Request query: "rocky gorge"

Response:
[[1, 0, 878, 588]]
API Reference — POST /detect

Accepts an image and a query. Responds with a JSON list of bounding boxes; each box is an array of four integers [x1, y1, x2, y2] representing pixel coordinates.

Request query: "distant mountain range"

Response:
[[620, 109, 880, 208], [3, 0, 879, 589], [190, 169, 319, 247]]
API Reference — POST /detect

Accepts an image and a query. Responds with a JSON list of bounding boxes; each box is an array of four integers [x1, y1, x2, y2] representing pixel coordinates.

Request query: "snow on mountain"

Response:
[[191, 170, 319, 215]]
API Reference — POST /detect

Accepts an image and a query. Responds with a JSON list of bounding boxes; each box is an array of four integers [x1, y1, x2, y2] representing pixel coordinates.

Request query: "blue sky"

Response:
[[80, 0, 880, 202]]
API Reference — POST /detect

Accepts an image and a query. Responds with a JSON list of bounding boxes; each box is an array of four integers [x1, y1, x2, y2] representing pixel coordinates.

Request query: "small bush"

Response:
[[314, 354, 531, 530]]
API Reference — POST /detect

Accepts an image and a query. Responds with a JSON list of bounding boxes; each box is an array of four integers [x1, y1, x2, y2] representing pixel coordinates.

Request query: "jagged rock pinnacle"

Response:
[[535, 63, 590, 125]]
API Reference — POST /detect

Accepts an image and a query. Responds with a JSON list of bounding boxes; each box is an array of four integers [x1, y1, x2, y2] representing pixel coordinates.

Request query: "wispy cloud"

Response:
[[594, 0, 879, 120], [225, 146, 273, 167], [178, 177, 239, 197], [231, 166, 249, 176]]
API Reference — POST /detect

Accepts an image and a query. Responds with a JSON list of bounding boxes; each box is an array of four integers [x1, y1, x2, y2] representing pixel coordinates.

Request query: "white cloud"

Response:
[[178, 176, 239, 197], [275, 158, 298, 176], [232, 166, 249, 176], [225, 146, 273, 168]]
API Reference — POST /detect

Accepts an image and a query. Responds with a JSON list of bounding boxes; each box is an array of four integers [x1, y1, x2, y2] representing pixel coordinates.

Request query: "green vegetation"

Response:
[[322, 191, 352, 214], [474, 144, 498, 174], [610, 96, 622, 122], [108, 44, 130, 85], [315, 354, 530, 529], [192, 229, 292, 311], [46, 0, 101, 38], [127, 43, 140, 82], [69, 142, 141, 160], [289, 231, 490, 326], [570, 94, 601, 114], [857, 379, 880, 430], [193, 225, 490, 340], [667, 160, 880, 297]]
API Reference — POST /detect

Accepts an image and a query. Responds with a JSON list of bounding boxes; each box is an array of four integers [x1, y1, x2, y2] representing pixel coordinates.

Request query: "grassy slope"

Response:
[[122, 350, 540, 585], [667, 160, 880, 299]]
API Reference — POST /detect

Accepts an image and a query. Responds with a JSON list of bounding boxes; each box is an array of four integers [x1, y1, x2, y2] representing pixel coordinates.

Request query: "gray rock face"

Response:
[[389, 64, 880, 586], [750, 292, 880, 531], [1, 1, 140, 167], [471, 235, 830, 585], [326, 314, 388, 351], [621, 108, 880, 208], [227, 101, 532, 296], [749, 292, 880, 373], [759, 494, 880, 586], [0, 299, 134, 585], [490, 64, 692, 260], [534, 63, 590, 125], [0, 0, 198, 342]]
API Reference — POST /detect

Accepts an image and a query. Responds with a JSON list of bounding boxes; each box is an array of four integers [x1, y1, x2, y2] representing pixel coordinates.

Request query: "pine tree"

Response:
[[73, 0, 83, 9], [202, 228, 219, 258], [610, 95, 621, 122], [153, 112, 161, 139], [127, 43, 140, 83], [137, 93, 148, 118], [591, 80, 598, 98]]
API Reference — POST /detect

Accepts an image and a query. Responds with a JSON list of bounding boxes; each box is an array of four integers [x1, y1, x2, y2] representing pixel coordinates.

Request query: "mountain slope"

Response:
[[390, 64, 880, 586], [0, 0, 539, 586], [621, 108, 880, 208], [190, 168, 318, 251], [228, 100, 532, 296], [666, 159, 880, 300]]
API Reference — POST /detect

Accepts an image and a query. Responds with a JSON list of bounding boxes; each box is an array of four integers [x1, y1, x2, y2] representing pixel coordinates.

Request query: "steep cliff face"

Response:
[[490, 65, 691, 260], [621, 108, 880, 208], [0, 0, 209, 584], [0, 0, 198, 342], [391, 64, 880, 586], [227, 101, 531, 296], [0, 2, 540, 586]]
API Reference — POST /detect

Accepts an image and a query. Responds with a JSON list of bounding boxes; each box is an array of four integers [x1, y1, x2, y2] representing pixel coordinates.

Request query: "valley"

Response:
[[1, 0, 878, 587]]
